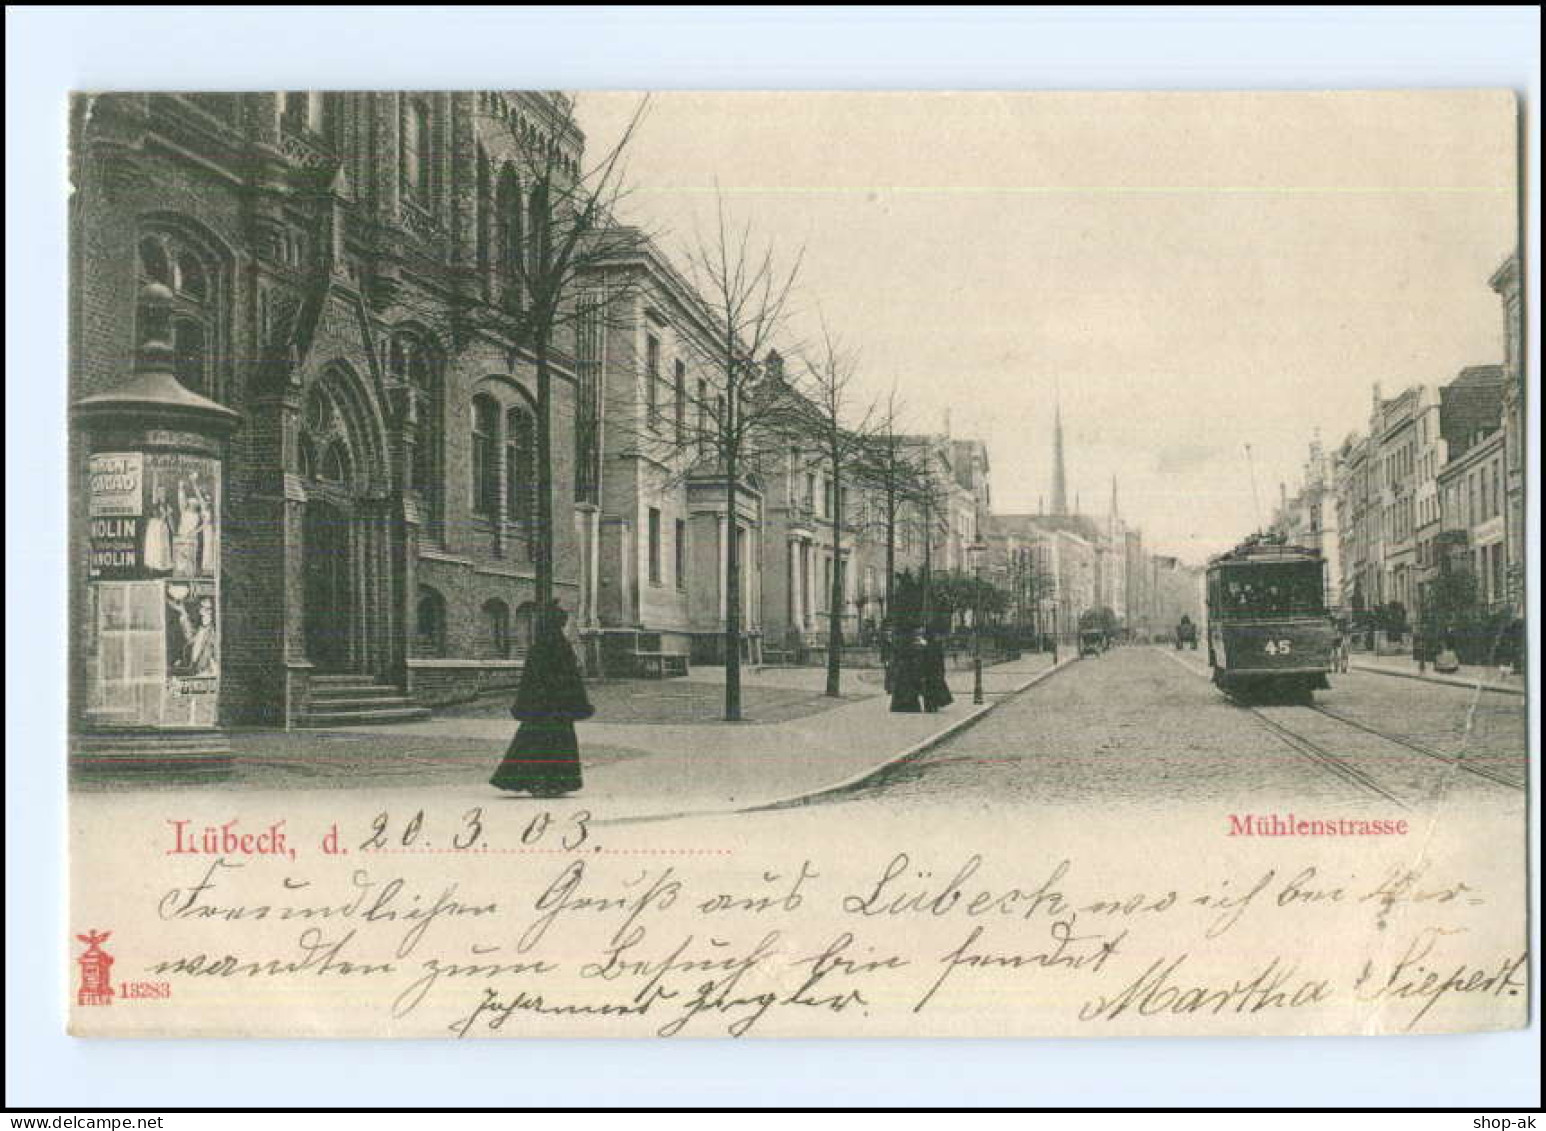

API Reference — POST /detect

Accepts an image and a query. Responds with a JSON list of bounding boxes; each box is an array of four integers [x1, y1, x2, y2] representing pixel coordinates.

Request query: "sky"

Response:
[[574, 91, 1517, 564]]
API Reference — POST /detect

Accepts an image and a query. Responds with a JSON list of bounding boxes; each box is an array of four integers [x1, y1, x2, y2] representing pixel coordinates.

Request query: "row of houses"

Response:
[[1269, 253, 1525, 636], [982, 405, 1204, 644], [583, 224, 997, 673]]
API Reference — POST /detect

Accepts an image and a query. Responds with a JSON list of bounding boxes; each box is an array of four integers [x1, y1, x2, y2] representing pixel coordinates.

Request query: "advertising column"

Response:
[[72, 288, 240, 779]]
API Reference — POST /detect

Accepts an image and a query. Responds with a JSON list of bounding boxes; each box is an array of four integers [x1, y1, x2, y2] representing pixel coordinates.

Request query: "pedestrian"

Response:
[[888, 626, 923, 713], [921, 628, 954, 712], [490, 602, 593, 797]]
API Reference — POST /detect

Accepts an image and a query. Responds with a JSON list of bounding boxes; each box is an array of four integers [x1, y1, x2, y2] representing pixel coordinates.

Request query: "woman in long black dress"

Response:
[[490, 603, 594, 797], [889, 627, 923, 713], [921, 630, 954, 712]]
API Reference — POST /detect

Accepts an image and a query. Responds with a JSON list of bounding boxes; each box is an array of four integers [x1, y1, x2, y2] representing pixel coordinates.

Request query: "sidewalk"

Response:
[[1350, 654, 1526, 696], [341, 651, 1067, 820]]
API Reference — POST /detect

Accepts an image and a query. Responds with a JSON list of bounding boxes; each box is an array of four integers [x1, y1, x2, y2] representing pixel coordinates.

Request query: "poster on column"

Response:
[[144, 451, 220, 581], [87, 452, 143, 579], [163, 578, 219, 726], [64, 89, 1529, 1046]]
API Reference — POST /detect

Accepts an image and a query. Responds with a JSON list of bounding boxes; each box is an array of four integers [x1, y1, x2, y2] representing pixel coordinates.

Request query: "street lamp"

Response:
[[967, 540, 988, 704]]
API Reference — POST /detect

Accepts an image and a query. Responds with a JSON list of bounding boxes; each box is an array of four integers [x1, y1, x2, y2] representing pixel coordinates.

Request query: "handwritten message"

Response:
[[67, 798, 1529, 1039]]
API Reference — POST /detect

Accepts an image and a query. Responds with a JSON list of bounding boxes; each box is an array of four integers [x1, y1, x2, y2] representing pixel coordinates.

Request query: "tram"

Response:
[[1205, 539, 1333, 700]]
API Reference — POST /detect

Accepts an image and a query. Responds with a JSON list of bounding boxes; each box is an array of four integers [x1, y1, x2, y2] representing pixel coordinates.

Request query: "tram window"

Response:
[[1216, 565, 1323, 617]]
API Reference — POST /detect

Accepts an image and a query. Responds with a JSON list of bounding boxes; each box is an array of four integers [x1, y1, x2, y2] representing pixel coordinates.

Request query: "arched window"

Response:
[[416, 585, 447, 657], [389, 331, 444, 541], [475, 148, 492, 296], [526, 179, 549, 283], [505, 406, 535, 529], [495, 166, 522, 310], [402, 98, 431, 201], [483, 599, 511, 659], [138, 230, 217, 398], [300, 380, 357, 490], [471, 395, 499, 516], [515, 601, 538, 652]]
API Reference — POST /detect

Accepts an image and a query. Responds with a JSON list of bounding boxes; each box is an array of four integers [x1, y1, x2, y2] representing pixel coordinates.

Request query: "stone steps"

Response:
[[297, 676, 432, 728], [297, 705, 433, 727]]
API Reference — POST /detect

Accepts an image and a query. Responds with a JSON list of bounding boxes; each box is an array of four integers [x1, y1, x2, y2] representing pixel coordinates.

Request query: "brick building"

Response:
[[70, 92, 592, 728]]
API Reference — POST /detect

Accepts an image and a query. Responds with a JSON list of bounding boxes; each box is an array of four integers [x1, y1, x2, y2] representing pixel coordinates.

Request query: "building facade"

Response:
[[577, 231, 765, 674], [1437, 365, 1509, 612], [1490, 253, 1525, 617], [1369, 384, 1423, 616], [1269, 434, 1342, 606], [70, 91, 592, 727]]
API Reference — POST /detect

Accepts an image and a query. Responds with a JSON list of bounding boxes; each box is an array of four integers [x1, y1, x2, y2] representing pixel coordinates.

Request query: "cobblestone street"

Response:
[[825, 646, 1528, 812]]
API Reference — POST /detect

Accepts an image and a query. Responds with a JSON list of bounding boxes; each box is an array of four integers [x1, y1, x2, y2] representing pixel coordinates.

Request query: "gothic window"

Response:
[[504, 406, 535, 532], [495, 166, 523, 310], [484, 599, 511, 659], [515, 601, 538, 651], [402, 98, 432, 201], [137, 231, 218, 399], [472, 395, 499, 516], [526, 179, 549, 281], [389, 331, 444, 542], [416, 585, 447, 657], [300, 382, 355, 490], [475, 148, 492, 296]]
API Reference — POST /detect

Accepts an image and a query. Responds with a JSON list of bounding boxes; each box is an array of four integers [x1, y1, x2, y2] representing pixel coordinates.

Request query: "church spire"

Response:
[[1110, 475, 1119, 520], [1050, 399, 1068, 515]]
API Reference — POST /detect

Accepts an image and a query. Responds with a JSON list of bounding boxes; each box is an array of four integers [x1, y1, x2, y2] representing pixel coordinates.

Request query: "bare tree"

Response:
[[660, 195, 804, 721], [780, 324, 884, 697], [904, 442, 956, 629], [853, 385, 933, 636], [497, 95, 651, 630]]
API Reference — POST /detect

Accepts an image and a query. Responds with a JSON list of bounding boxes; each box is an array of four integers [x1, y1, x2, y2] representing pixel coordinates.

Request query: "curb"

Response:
[[1350, 662, 1526, 697], [744, 655, 1081, 812]]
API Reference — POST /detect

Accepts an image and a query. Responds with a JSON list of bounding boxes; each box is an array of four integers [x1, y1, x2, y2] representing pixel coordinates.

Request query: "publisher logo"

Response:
[[75, 929, 115, 1006]]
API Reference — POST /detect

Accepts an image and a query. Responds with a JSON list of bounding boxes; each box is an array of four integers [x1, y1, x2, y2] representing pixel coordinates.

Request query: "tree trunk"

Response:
[[533, 339, 556, 631], [921, 495, 934, 628], [884, 487, 896, 623], [825, 470, 843, 697], [723, 452, 743, 722]]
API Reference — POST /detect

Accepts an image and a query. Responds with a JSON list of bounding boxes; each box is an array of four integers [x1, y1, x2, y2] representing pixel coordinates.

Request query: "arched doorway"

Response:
[[298, 368, 392, 676], [304, 499, 352, 670]]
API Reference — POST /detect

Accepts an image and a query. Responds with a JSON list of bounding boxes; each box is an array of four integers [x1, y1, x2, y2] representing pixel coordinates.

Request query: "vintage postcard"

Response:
[[67, 89, 1528, 1038]]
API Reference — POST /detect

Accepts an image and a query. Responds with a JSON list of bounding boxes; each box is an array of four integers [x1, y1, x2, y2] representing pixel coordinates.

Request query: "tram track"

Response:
[[1154, 645, 1526, 804], [1306, 703, 1525, 793], [1242, 703, 1412, 809]]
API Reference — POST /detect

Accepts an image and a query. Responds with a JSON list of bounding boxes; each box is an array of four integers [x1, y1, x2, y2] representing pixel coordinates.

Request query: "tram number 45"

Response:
[[1262, 639, 1294, 655]]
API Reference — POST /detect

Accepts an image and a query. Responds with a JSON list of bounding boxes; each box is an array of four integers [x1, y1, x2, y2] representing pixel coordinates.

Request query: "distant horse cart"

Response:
[[1175, 615, 1198, 650]]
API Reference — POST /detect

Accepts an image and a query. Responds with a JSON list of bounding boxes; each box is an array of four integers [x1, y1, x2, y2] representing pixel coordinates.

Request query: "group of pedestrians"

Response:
[[888, 626, 954, 714]]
